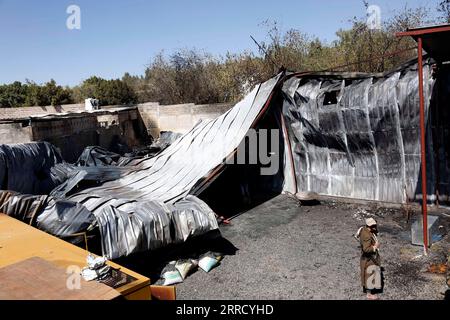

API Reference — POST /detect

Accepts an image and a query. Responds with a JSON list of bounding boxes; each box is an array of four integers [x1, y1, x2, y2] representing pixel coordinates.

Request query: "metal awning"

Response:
[[397, 24, 450, 62], [396, 23, 450, 254]]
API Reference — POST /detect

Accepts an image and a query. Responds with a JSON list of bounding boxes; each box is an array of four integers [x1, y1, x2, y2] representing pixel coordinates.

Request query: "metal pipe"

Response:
[[396, 25, 450, 37], [418, 37, 429, 253]]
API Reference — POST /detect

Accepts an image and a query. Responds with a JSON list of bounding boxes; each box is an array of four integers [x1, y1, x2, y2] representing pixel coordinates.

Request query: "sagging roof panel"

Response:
[[59, 73, 283, 204]]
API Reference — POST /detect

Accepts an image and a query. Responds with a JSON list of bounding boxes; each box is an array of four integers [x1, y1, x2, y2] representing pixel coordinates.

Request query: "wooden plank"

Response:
[[150, 285, 177, 300], [0, 257, 121, 300]]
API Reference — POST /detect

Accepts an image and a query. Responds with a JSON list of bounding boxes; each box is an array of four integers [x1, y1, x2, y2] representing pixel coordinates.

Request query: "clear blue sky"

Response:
[[0, 0, 439, 86]]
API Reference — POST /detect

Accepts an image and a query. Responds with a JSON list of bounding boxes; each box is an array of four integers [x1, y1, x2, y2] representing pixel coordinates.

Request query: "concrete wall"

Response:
[[0, 123, 32, 144], [138, 102, 233, 137], [0, 107, 148, 162], [0, 104, 85, 120], [0, 101, 233, 160]]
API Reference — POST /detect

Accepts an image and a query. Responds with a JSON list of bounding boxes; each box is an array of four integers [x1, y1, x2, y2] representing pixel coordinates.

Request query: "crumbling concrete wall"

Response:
[[138, 102, 233, 137], [0, 104, 85, 120], [0, 123, 32, 144], [32, 109, 148, 162], [0, 108, 148, 162]]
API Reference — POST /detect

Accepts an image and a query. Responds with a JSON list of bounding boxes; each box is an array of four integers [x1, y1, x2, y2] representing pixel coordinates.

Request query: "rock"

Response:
[[295, 192, 319, 201]]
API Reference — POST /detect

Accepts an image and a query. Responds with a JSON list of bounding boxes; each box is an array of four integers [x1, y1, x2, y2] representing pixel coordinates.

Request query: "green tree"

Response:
[[75, 76, 137, 106], [23, 79, 74, 106], [0, 0, 443, 109], [0, 81, 28, 108]]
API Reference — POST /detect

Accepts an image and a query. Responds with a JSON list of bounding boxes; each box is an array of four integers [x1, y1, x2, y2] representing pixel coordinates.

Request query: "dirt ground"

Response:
[[176, 195, 449, 300]]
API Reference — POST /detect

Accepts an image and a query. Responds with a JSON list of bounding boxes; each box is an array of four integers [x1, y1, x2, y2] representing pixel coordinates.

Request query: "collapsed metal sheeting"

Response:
[[74, 132, 183, 167], [0, 191, 46, 223], [55, 74, 281, 258], [0, 189, 218, 259], [50, 164, 131, 198], [75, 146, 124, 167], [0, 190, 96, 240], [281, 60, 434, 203], [3, 59, 438, 258], [36, 197, 97, 239], [0, 142, 64, 195], [58, 74, 282, 203], [0, 74, 283, 259], [96, 195, 218, 259]]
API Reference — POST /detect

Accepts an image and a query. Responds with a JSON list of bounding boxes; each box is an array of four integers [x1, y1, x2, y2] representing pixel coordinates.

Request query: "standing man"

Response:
[[357, 218, 383, 300]]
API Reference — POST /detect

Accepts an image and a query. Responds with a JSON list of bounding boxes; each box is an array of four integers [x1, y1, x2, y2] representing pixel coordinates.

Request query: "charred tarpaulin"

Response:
[[0, 142, 221, 259], [0, 142, 64, 194]]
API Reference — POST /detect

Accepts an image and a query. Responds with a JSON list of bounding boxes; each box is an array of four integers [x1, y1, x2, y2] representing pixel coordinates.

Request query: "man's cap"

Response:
[[365, 218, 377, 227]]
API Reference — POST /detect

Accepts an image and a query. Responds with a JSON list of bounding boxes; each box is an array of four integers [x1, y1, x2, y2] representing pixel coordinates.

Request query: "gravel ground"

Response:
[[176, 195, 449, 300]]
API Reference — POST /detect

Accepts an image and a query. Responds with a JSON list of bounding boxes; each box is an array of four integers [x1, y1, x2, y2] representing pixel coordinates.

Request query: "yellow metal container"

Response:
[[0, 214, 151, 300]]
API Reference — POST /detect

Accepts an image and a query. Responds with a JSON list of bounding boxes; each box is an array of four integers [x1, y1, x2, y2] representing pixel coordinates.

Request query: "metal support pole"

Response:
[[417, 37, 429, 253]]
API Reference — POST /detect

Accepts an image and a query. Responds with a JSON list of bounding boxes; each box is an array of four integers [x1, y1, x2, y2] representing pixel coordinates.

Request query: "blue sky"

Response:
[[0, 0, 439, 86]]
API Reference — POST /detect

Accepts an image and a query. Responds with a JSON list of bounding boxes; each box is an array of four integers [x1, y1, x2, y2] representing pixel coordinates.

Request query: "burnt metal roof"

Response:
[[396, 23, 450, 62]]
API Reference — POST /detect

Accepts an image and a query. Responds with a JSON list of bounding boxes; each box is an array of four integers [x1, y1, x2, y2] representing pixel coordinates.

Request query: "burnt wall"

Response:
[[0, 108, 148, 162], [282, 61, 438, 204], [0, 123, 32, 144]]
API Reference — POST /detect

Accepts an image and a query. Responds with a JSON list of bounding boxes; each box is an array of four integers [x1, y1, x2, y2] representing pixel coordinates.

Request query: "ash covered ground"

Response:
[[176, 195, 449, 300]]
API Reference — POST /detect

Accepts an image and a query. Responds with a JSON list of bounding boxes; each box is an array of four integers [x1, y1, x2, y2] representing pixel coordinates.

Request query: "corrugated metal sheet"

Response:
[[0, 74, 284, 259], [281, 60, 434, 203], [59, 73, 283, 204]]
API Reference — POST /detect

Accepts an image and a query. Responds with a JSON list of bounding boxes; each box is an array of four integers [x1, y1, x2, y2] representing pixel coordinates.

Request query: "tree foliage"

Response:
[[0, 1, 445, 108], [72, 76, 137, 106], [135, 3, 435, 104], [438, 0, 450, 22], [0, 81, 28, 108], [0, 79, 73, 108]]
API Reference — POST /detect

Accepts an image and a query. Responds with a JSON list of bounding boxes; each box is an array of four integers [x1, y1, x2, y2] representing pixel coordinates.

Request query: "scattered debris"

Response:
[[427, 263, 447, 274], [175, 259, 198, 280], [352, 206, 399, 222], [161, 262, 184, 286], [75, 146, 123, 167], [149, 131, 183, 153], [86, 255, 108, 269], [217, 216, 231, 225], [198, 252, 223, 273], [123, 131, 183, 159], [411, 215, 446, 246], [158, 251, 224, 286], [444, 255, 450, 297], [295, 192, 319, 201], [353, 208, 375, 221], [81, 254, 111, 281]]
